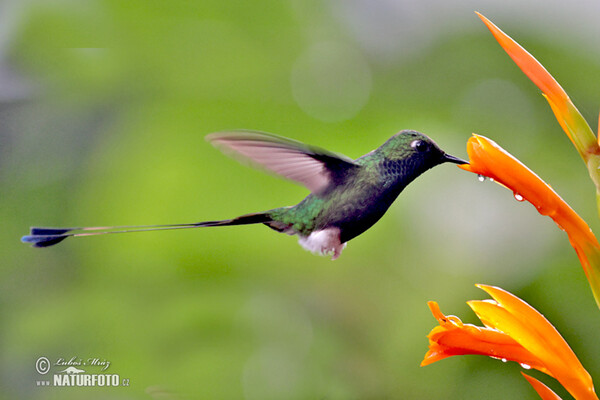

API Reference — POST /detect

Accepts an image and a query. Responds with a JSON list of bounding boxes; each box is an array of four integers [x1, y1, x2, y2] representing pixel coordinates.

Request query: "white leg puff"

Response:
[[298, 228, 347, 260]]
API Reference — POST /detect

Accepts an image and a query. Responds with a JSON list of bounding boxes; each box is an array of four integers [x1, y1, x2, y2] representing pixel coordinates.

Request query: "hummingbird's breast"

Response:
[[270, 158, 410, 243], [332, 176, 405, 243], [295, 163, 406, 243]]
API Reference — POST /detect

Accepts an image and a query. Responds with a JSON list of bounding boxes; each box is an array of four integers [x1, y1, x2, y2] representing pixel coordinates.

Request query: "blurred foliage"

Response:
[[1, 1, 600, 399]]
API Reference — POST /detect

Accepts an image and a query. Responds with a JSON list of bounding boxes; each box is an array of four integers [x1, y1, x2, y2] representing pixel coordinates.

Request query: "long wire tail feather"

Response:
[[195, 212, 273, 227], [22, 212, 273, 248]]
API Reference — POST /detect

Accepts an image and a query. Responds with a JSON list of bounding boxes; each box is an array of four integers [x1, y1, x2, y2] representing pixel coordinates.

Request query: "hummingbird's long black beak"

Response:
[[442, 153, 469, 165]]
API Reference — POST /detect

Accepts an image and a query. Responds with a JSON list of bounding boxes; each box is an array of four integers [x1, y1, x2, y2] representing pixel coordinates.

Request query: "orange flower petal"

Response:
[[522, 373, 563, 400], [476, 285, 582, 367], [423, 287, 597, 400], [467, 300, 551, 371], [459, 134, 600, 305], [458, 134, 597, 244], [469, 285, 595, 399], [421, 301, 549, 374], [475, 12, 568, 107], [477, 12, 598, 162]]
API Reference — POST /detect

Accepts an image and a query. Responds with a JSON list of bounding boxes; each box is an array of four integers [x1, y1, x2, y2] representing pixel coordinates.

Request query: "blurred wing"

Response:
[[207, 131, 359, 194]]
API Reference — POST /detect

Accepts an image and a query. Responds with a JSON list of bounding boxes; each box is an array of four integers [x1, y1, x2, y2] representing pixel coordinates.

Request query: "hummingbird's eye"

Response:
[[410, 139, 428, 152]]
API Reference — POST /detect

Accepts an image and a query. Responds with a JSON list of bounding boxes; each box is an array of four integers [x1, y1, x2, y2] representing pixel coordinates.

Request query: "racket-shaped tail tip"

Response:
[[21, 234, 69, 248]]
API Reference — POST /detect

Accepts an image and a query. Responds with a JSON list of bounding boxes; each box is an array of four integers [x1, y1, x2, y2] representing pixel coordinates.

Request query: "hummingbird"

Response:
[[21, 130, 467, 259]]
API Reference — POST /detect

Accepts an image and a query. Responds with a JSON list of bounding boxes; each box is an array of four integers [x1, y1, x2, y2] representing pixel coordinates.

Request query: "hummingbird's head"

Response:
[[379, 130, 467, 172]]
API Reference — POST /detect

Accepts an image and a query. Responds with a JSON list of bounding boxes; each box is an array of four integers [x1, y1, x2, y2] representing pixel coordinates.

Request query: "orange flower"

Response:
[[459, 134, 600, 306], [422, 285, 597, 400], [421, 301, 548, 374], [476, 12, 598, 161]]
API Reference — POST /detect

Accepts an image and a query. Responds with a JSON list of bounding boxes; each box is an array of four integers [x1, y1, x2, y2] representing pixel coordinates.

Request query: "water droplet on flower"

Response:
[[520, 363, 531, 370], [501, 358, 507, 363], [514, 193, 524, 202], [477, 175, 486, 182]]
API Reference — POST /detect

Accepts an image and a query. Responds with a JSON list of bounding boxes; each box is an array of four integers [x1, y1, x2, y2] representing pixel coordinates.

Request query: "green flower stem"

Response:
[[584, 245, 600, 310]]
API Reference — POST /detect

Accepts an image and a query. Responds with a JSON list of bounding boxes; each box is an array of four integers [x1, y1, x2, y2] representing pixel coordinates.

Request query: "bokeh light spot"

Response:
[[291, 41, 372, 122]]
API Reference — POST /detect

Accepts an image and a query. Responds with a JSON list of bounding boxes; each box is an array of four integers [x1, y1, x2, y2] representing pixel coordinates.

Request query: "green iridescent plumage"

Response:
[[255, 130, 466, 250]]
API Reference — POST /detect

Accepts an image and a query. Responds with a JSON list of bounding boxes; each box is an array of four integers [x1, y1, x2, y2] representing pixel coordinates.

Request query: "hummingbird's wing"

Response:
[[207, 131, 359, 194]]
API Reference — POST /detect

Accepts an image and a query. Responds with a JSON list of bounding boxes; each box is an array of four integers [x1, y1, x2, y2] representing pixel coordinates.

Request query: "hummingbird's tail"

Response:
[[21, 212, 274, 248]]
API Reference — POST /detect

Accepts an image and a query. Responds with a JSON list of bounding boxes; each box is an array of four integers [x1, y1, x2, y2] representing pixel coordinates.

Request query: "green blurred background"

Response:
[[2, 1, 600, 399]]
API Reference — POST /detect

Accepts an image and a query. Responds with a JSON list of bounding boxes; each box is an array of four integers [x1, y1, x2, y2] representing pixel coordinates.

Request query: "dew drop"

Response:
[[514, 193, 524, 202], [501, 358, 508, 363], [520, 363, 531, 370], [477, 175, 486, 182]]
